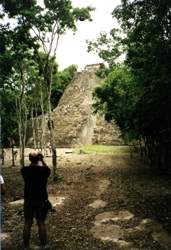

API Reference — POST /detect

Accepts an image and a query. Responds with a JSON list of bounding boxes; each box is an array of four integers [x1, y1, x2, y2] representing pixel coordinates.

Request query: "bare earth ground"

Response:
[[1, 149, 171, 250]]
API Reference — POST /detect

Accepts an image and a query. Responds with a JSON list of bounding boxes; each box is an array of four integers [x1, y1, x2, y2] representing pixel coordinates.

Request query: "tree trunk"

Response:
[[31, 106, 36, 149], [43, 59, 58, 180], [47, 91, 57, 180], [35, 108, 39, 150], [11, 145, 15, 166], [40, 85, 46, 156], [16, 65, 28, 167]]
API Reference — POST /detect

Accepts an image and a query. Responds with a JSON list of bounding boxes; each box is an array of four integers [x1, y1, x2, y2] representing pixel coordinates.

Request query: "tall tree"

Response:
[[0, 0, 93, 176], [28, 0, 93, 179], [89, 0, 171, 172]]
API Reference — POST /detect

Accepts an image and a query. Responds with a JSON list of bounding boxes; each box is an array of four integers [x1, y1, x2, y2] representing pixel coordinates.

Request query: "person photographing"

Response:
[[21, 152, 51, 250]]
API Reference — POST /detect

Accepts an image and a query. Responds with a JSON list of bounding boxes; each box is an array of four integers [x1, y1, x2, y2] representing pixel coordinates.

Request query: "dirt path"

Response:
[[1, 151, 171, 249]]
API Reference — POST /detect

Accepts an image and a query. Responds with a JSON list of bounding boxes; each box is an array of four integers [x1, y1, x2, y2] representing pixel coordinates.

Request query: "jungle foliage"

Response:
[[90, 0, 171, 172], [0, 0, 92, 154]]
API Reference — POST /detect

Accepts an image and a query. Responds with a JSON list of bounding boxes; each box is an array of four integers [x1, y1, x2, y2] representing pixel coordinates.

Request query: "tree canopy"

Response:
[[0, 0, 93, 156], [91, 0, 171, 172]]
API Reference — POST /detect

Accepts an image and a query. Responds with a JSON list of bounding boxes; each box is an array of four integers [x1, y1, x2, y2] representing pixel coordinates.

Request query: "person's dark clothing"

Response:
[[21, 165, 50, 202], [24, 200, 48, 221], [21, 165, 51, 221]]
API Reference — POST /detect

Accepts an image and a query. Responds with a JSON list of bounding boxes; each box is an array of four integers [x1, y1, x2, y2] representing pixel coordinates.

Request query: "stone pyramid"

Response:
[[52, 64, 122, 147]]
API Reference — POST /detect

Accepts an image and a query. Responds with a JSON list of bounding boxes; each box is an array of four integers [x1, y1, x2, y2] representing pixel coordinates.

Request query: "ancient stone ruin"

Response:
[[51, 64, 122, 147], [27, 64, 122, 147]]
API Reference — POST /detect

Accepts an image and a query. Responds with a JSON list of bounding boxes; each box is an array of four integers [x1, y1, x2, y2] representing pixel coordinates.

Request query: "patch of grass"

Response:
[[75, 145, 130, 155]]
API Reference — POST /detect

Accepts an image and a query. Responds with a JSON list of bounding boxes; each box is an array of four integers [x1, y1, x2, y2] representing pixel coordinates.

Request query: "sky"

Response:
[[38, 0, 121, 71]]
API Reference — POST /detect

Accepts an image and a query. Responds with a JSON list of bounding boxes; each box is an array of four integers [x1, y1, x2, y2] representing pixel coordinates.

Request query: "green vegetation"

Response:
[[93, 65, 137, 143], [1, 0, 171, 174], [51, 64, 77, 109], [0, 0, 93, 170], [88, 0, 171, 172], [76, 145, 130, 155]]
